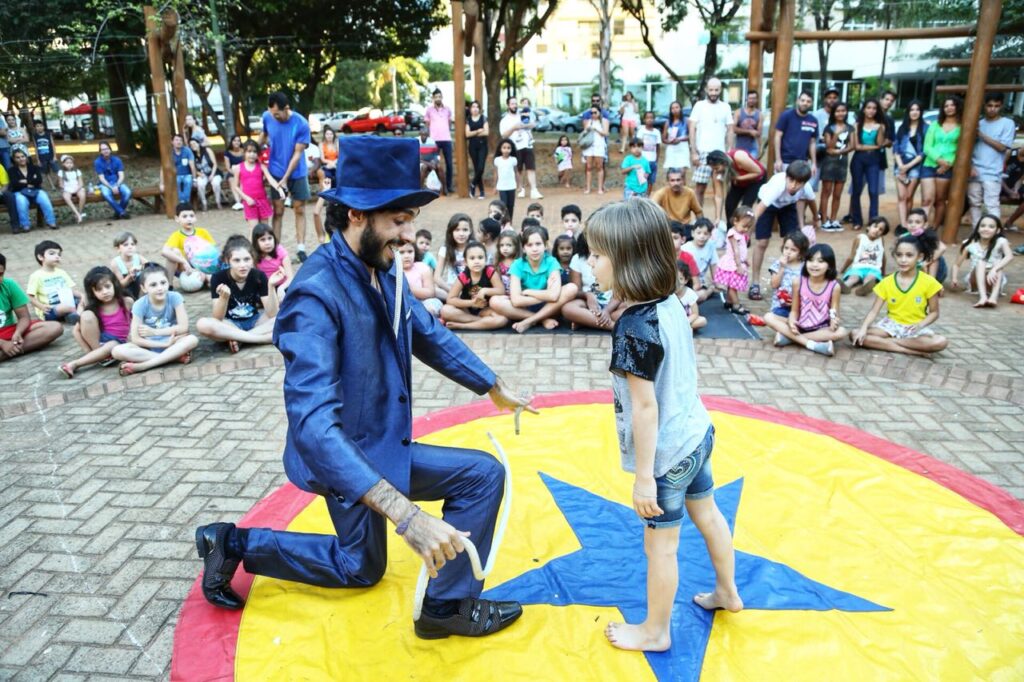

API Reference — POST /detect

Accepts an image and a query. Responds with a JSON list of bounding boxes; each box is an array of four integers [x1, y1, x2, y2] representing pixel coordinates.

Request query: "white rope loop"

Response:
[[412, 432, 513, 621]]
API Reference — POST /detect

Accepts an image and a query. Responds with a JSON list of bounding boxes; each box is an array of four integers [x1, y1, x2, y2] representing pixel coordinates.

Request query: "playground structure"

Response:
[[745, 0, 1017, 244]]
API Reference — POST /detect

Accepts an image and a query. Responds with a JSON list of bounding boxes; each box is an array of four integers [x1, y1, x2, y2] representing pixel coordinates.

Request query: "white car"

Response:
[[247, 115, 263, 133], [321, 112, 357, 132]]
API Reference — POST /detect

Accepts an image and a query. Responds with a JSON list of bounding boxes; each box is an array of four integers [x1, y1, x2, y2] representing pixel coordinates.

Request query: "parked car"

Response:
[[338, 107, 406, 134], [560, 111, 621, 134], [533, 107, 570, 133], [923, 109, 939, 125], [396, 109, 423, 130], [321, 111, 357, 132]]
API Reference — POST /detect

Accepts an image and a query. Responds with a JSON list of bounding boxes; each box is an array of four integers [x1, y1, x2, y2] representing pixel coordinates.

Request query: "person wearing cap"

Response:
[[194, 135, 532, 640]]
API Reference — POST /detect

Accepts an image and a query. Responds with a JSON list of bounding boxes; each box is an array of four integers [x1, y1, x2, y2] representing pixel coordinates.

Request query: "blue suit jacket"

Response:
[[272, 231, 496, 510]]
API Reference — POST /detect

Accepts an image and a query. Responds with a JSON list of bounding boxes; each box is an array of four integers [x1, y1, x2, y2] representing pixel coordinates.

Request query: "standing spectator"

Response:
[[581, 104, 610, 195], [849, 98, 887, 231], [223, 134, 246, 210], [499, 97, 543, 200], [259, 92, 311, 261], [8, 148, 58, 231], [651, 168, 703, 224], [734, 90, 763, 159], [32, 121, 58, 189], [968, 92, 1016, 225], [638, 111, 661, 194], [184, 113, 208, 145], [0, 114, 10, 170], [877, 90, 897, 200], [812, 87, 839, 193], [189, 139, 223, 211], [5, 114, 27, 151], [304, 131, 322, 184], [688, 77, 734, 216], [662, 101, 690, 184], [921, 96, 962, 230], [773, 91, 818, 174], [893, 100, 928, 230], [618, 92, 640, 154], [171, 133, 196, 206], [425, 89, 454, 195], [465, 101, 489, 199], [1001, 146, 1024, 230], [819, 102, 852, 232], [94, 141, 131, 220]]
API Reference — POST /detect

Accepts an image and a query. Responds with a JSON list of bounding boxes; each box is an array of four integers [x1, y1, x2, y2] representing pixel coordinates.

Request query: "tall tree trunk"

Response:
[[817, 41, 829, 97], [483, 58, 508, 154], [596, 3, 612, 101], [701, 35, 719, 92], [87, 90, 100, 138], [105, 57, 135, 154], [185, 66, 225, 138]]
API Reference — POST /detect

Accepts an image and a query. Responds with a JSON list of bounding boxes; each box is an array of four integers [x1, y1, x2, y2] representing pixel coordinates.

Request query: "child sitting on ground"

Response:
[[851, 232, 948, 356], [252, 223, 293, 300], [713, 206, 754, 316], [57, 155, 87, 224], [903, 208, 947, 283], [526, 202, 544, 222], [488, 199, 511, 230], [196, 236, 279, 353], [112, 264, 199, 374], [110, 231, 148, 300], [27, 240, 82, 323], [162, 203, 218, 287], [415, 229, 438, 272], [562, 230, 622, 331], [0, 252, 63, 362], [950, 214, 1013, 307], [560, 204, 581, 237], [840, 216, 888, 295], [477, 217, 502, 263], [553, 234, 575, 285], [584, 199, 741, 653], [770, 243, 848, 356], [682, 218, 719, 302], [59, 266, 133, 378], [398, 241, 442, 317], [434, 213, 473, 301], [489, 224, 578, 333], [496, 229, 521, 294], [763, 232, 809, 337], [440, 241, 508, 330], [677, 261, 707, 330]]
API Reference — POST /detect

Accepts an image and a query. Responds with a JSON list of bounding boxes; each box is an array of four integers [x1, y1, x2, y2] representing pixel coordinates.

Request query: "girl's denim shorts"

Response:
[[646, 425, 715, 529]]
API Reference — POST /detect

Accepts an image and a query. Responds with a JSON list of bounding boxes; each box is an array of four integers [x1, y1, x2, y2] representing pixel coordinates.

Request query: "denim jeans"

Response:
[[849, 152, 880, 227], [436, 140, 454, 192], [176, 174, 193, 204], [99, 183, 132, 216], [14, 188, 56, 227]]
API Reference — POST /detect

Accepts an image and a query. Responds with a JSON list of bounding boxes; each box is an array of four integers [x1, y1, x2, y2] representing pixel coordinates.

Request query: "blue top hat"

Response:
[[318, 136, 439, 211]]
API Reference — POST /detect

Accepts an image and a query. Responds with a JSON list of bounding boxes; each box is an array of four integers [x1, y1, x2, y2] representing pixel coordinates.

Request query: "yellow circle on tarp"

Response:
[[234, 404, 1024, 681]]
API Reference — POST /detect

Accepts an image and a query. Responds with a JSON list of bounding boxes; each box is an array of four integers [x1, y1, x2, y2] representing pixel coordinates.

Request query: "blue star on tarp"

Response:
[[483, 474, 891, 681]]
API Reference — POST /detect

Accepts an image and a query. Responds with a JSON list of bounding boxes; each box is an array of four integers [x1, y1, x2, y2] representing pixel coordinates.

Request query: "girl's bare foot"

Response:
[[973, 299, 987, 308], [584, 189, 591, 195], [512, 319, 535, 334], [693, 590, 744, 613], [541, 318, 559, 330], [985, 298, 998, 308], [604, 622, 670, 652]]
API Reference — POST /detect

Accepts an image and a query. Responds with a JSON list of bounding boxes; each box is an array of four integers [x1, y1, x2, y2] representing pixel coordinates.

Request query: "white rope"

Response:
[[391, 248, 403, 339], [412, 432, 513, 621]]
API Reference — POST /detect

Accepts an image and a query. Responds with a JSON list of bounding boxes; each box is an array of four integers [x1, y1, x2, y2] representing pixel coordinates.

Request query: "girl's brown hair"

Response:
[[585, 198, 677, 301]]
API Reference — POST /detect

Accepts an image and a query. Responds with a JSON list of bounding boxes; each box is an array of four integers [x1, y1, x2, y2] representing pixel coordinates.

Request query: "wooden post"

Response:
[[766, 0, 795, 172], [173, 43, 188, 134], [936, 84, 1024, 93], [747, 0, 764, 99], [942, 0, 1003, 244], [452, 0, 469, 198], [473, 22, 484, 104], [144, 5, 176, 218], [747, 24, 977, 41]]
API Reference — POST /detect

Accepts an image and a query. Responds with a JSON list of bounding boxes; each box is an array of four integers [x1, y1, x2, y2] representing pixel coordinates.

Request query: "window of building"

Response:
[[614, 19, 625, 35], [591, 43, 600, 58], [537, 44, 547, 54]]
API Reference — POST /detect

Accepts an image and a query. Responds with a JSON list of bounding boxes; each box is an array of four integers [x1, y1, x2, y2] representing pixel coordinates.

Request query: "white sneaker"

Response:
[[232, 202, 243, 210], [284, 195, 293, 208], [530, 189, 544, 199], [517, 188, 525, 198]]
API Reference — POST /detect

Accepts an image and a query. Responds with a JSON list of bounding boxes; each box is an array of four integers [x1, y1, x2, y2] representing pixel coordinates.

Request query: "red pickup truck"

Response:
[[339, 108, 406, 134]]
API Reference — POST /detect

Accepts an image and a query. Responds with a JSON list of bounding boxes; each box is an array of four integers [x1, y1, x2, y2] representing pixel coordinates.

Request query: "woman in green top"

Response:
[[921, 96, 962, 231]]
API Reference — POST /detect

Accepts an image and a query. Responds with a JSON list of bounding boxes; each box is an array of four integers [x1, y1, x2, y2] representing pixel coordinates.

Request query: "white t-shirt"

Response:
[[757, 172, 815, 208], [304, 143, 321, 167], [682, 240, 718, 283], [640, 127, 661, 162], [570, 253, 612, 305], [494, 155, 518, 190], [499, 111, 535, 151], [690, 99, 733, 155]]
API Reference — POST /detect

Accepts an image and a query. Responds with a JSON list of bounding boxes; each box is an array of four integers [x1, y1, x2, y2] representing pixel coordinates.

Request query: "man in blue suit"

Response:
[[196, 136, 533, 639]]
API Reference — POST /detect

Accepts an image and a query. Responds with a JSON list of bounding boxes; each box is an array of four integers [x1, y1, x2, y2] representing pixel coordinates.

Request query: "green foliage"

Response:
[[501, 62, 526, 90], [422, 59, 453, 83], [313, 60, 376, 112], [369, 58, 431, 108]]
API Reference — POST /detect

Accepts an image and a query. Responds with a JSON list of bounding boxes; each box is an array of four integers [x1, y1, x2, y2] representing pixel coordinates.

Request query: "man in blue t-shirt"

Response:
[[259, 91, 312, 262], [773, 91, 818, 174]]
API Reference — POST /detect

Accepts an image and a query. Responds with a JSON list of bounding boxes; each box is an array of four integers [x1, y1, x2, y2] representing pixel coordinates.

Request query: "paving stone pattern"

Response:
[[1, 186, 1022, 679]]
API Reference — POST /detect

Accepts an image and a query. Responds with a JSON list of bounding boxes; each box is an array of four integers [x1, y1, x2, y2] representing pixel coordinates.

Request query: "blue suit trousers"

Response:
[[243, 442, 505, 601]]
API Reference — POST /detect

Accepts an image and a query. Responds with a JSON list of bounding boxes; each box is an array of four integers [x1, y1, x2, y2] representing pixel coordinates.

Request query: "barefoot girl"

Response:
[[950, 214, 1012, 307], [111, 264, 198, 375], [562, 229, 622, 331], [771, 243, 848, 356], [489, 225, 578, 333], [496, 229, 520, 294], [434, 212, 473, 300], [196, 236, 279, 352], [110, 231, 148, 299], [554, 134, 573, 188], [231, 140, 275, 228], [59, 267, 133, 378], [763, 232, 808, 339], [839, 216, 888, 296], [57, 155, 87, 223], [440, 241, 508, 330], [252, 222, 293, 300], [397, 241, 442, 317], [713, 205, 754, 316], [585, 199, 741, 653], [851, 232, 948, 356]]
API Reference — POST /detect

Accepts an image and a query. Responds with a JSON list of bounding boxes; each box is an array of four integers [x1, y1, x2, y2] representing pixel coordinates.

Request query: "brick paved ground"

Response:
[[1, 181, 1022, 679]]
